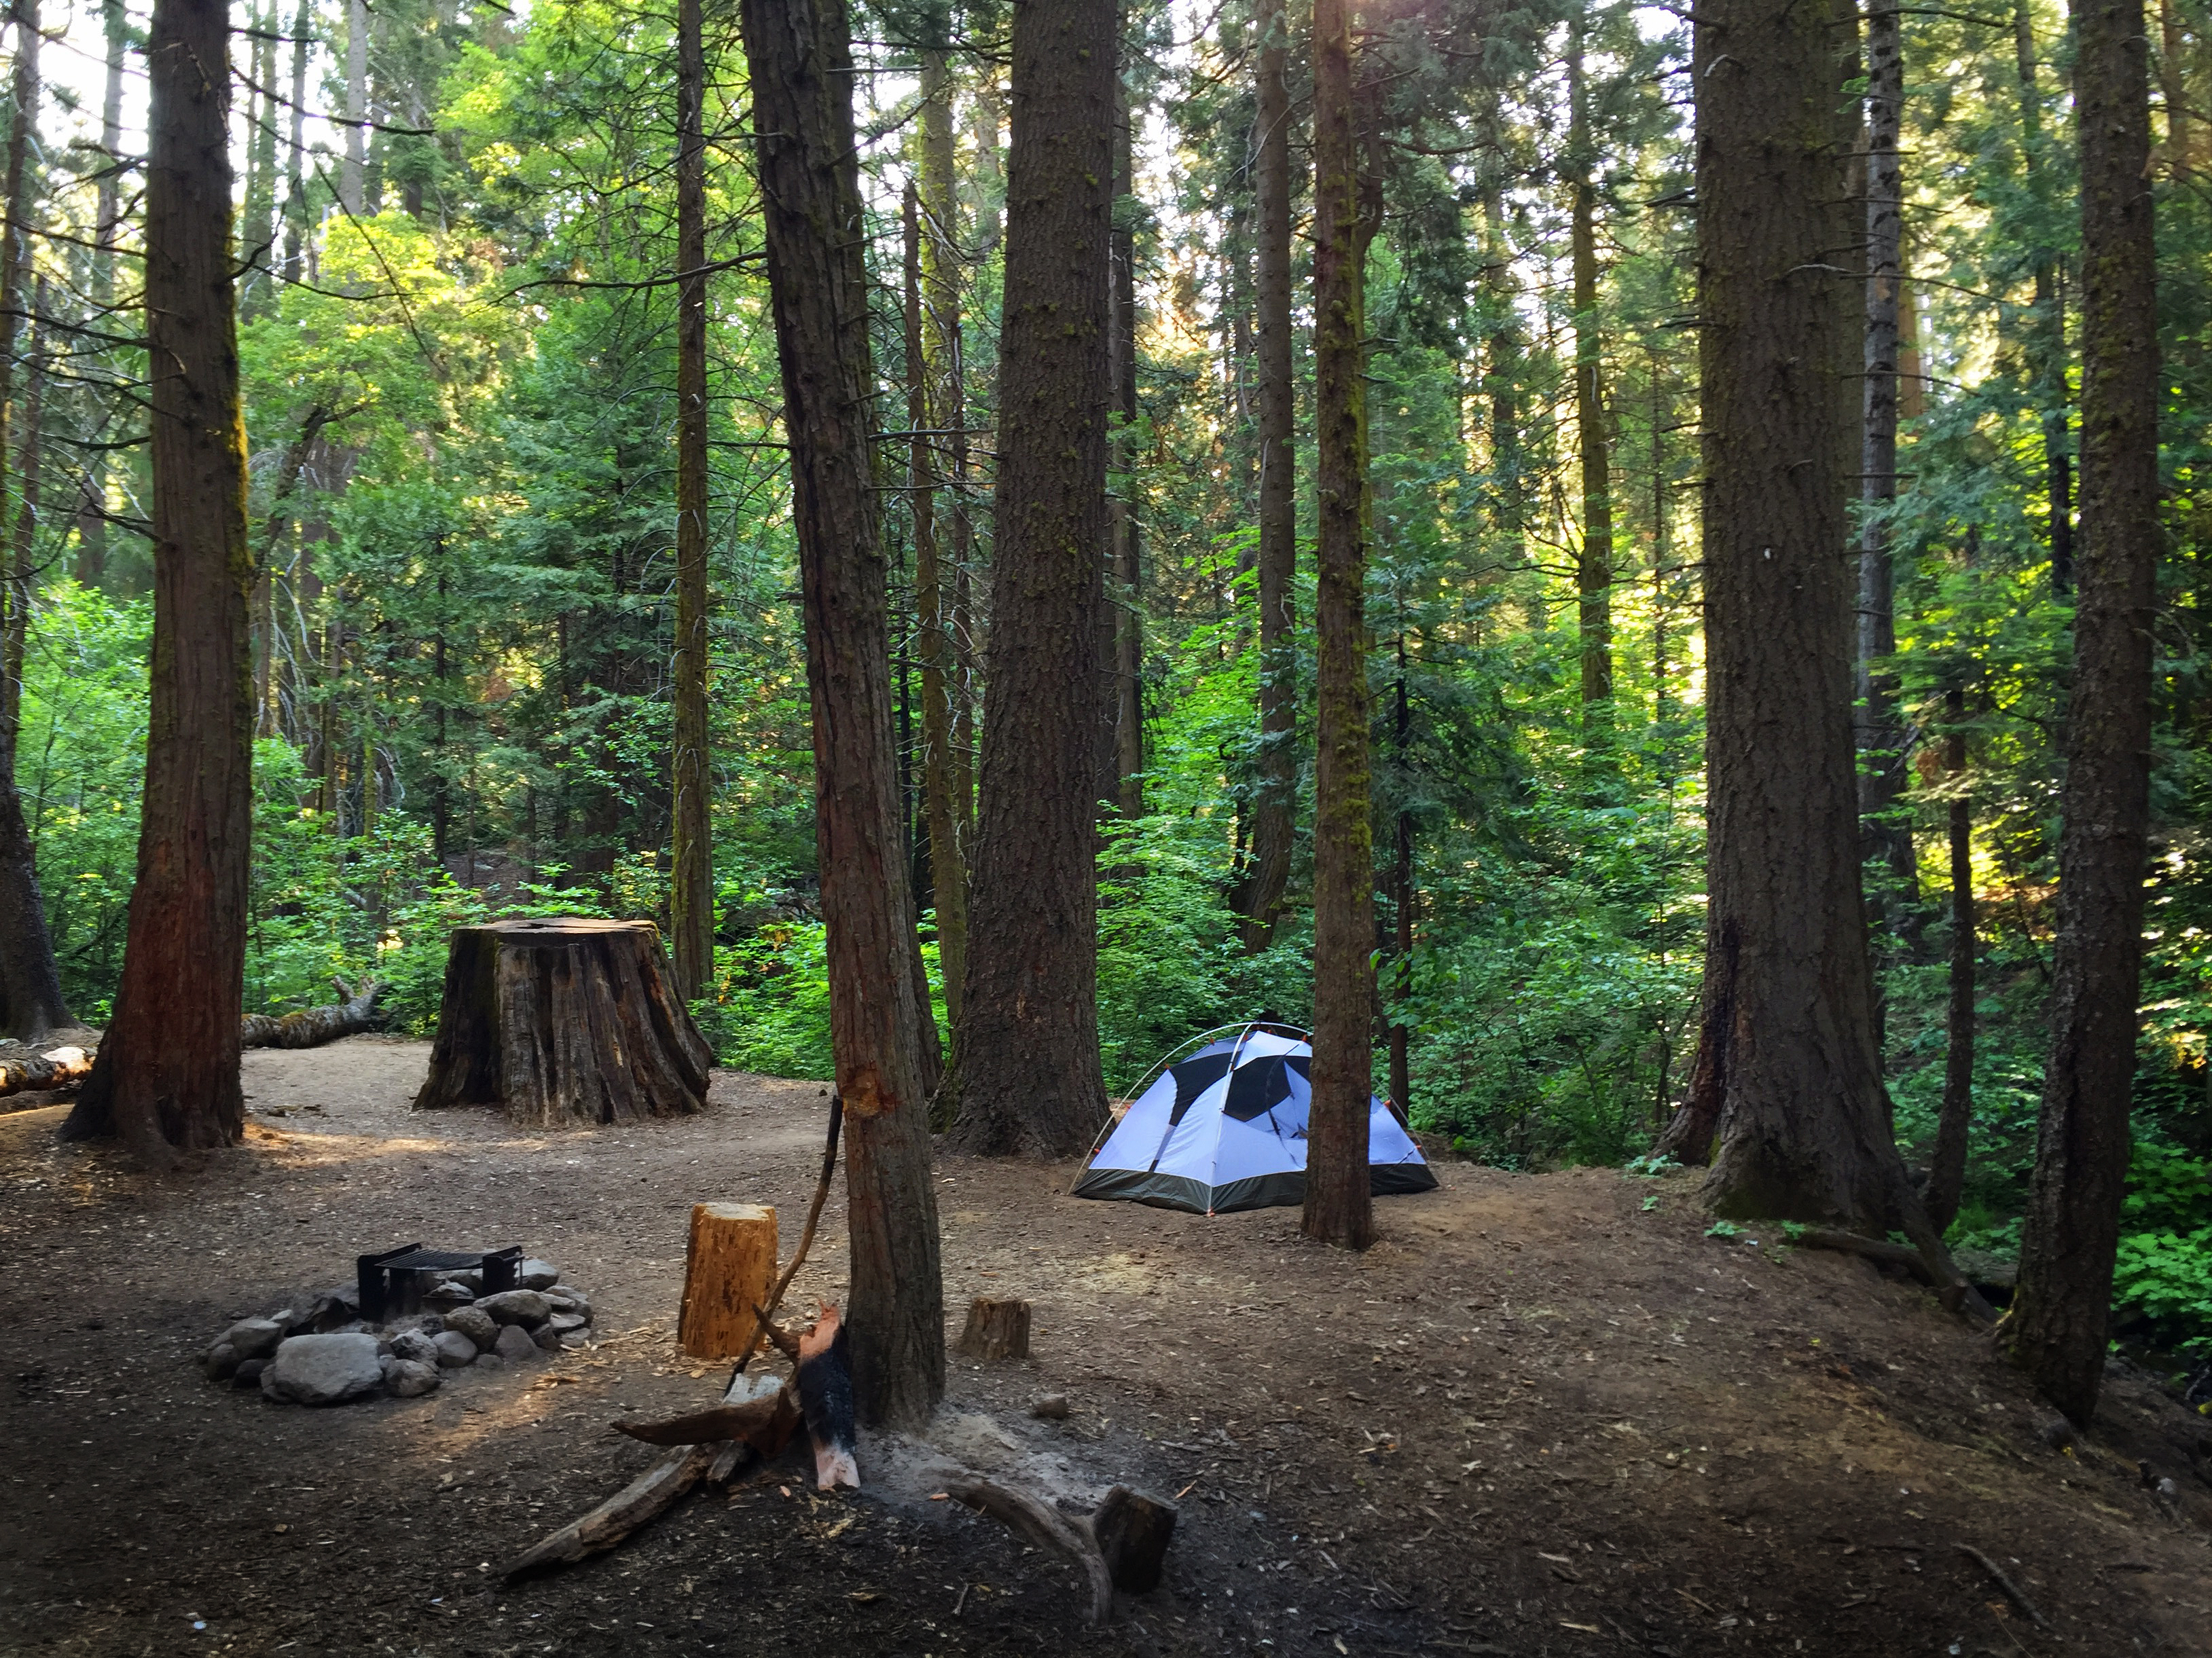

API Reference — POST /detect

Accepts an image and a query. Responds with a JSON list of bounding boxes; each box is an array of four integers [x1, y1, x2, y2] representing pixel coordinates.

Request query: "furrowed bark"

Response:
[[950, 0, 1115, 1159], [62, 0, 255, 1166], [2009, 0, 2160, 1427], [1567, 21, 1614, 739], [1240, 0, 1297, 952], [670, 0, 714, 1006], [738, 0, 945, 1427], [1927, 683, 1974, 1234], [1303, 0, 1375, 1251]]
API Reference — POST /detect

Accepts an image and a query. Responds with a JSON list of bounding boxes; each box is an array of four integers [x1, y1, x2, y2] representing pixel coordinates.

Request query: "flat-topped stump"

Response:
[[412, 917, 712, 1128]]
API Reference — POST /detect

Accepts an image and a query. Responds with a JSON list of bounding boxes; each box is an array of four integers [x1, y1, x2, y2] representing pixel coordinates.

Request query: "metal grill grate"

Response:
[[357, 1243, 522, 1321]]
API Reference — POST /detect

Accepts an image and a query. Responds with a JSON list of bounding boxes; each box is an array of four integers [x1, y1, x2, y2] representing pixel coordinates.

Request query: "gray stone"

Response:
[[544, 1311, 587, 1335], [476, 1290, 551, 1328], [431, 1330, 479, 1368], [232, 1359, 267, 1389], [519, 1258, 560, 1291], [532, 1323, 564, 1352], [443, 1306, 500, 1352], [384, 1358, 441, 1399], [422, 1281, 476, 1308], [375, 1337, 396, 1357], [492, 1323, 540, 1363], [268, 1306, 308, 1335], [202, 1341, 240, 1382], [260, 1333, 385, 1407], [222, 1316, 286, 1360], [559, 1329, 592, 1351], [390, 1330, 441, 1367], [471, 1352, 506, 1374]]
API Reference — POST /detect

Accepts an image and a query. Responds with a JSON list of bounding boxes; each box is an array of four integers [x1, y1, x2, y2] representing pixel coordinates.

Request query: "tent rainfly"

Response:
[[1072, 1025, 1438, 1215]]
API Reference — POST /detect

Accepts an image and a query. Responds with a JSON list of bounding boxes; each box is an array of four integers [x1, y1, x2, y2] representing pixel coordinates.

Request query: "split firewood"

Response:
[[945, 1476, 1118, 1625], [956, 1296, 1031, 1359], [797, 1303, 859, 1490], [239, 977, 386, 1050], [0, 1045, 92, 1101]]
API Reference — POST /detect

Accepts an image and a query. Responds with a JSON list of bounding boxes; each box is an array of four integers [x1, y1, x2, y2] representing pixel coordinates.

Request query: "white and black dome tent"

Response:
[[1072, 1023, 1438, 1215]]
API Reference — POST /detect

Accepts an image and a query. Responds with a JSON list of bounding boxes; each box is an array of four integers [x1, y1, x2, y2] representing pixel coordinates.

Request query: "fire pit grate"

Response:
[[358, 1243, 522, 1321]]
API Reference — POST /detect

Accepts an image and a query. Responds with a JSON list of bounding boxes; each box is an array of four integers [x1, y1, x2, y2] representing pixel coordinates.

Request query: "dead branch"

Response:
[[945, 1476, 1116, 1625], [729, 1092, 843, 1382], [1955, 1543, 2054, 1633], [500, 1445, 715, 1582], [611, 1388, 799, 1451]]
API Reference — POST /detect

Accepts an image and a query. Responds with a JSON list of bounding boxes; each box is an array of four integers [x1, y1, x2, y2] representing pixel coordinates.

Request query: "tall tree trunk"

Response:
[[1857, 2, 1916, 917], [283, 0, 308, 282], [1387, 636, 1413, 1114], [76, 0, 126, 586], [1240, 0, 1297, 951], [737, 0, 945, 1429], [1927, 682, 1974, 1232], [948, 0, 1114, 1159], [915, 49, 968, 1039], [1, 288, 36, 743], [906, 182, 965, 1040], [2008, 0, 2160, 1429], [1655, 0, 1926, 1238], [1303, 0, 1374, 1252], [63, 0, 253, 1164], [2017, 0, 2074, 594], [1567, 21, 1613, 733], [1484, 187, 1524, 566], [342, 0, 367, 215], [242, 0, 279, 316], [1107, 60, 1142, 821], [2160, 0, 2189, 171], [669, 0, 714, 1007]]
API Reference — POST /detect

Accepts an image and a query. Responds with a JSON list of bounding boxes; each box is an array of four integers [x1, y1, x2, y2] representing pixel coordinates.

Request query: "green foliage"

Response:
[[2112, 1143, 2212, 1349]]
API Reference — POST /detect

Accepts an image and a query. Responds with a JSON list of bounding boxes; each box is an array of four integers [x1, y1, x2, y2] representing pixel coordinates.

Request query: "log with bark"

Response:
[[945, 1476, 1178, 1624], [239, 976, 385, 1049], [412, 918, 710, 1127], [0, 1044, 92, 1101]]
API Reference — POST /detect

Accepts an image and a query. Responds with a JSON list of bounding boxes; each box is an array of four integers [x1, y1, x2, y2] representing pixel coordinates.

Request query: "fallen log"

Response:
[[947, 1476, 1117, 1625], [501, 1443, 716, 1582], [611, 1384, 800, 1453], [240, 978, 386, 1050], [0, 1045, 92, 1101]]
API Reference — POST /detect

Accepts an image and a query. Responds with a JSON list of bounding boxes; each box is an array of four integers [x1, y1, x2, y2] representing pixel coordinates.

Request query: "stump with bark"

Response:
[[956, 1297, 1031, 1359], [677, 1203, 778, 1360], [412, 918, 711, 1128]]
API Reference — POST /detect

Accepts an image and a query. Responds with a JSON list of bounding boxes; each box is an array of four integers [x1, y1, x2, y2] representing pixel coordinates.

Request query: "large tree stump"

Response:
[[412, 918, 711, 1127], [678, 1203, 778, 1360], [956, 1297, 1031, 1359]]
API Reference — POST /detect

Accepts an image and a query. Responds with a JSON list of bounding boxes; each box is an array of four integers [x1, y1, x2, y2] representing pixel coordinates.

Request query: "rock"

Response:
[[221, 1316, 286, 1361], [422, 1281, 476, 1308], [532, 1323, 564, 1352], [390, 1330, 441, 1367], [375, 1337, 396, 1357], [471, 1352, 506, 1374], [443, 1306, 500, 1352], [493, 1323, 541, 1363], [519, 1258, 560, 1291], [232, 1359, 267, 1389], [432, 1331, 479, 1368], [384, 1358, 441, 1399], [559, 1329, 592, 1350], [261, 1333, 385, 1407], [268, 1306, 308, 1335], [1028, 1393, 1070, 1420], [476, 1290, 551, 1328], [544, 1311, 587, 1335], [202, 1342, 240, 1383]]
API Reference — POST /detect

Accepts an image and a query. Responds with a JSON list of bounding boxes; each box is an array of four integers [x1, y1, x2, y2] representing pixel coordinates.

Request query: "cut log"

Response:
[[1088, 1485, 1177, 1592], [946, 1475, 1116, 1625], [956, 1296, 1031, 1359], [678, 1202, 778, 1360], [411, 917, 710, 1127], [240, 976, 385, 1050], [0, 1044, 92, 1101], [500, 1444, 714, 1582]]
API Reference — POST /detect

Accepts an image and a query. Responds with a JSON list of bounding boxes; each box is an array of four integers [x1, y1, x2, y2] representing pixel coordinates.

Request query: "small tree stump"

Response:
[[412, 918, 711, 1127], [1087, 1485, 1177, 1592], [956, 1296, 1031, 1359], [678, 1203, 778, 1360]]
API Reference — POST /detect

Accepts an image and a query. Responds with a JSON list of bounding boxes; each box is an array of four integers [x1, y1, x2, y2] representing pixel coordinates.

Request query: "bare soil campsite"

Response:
[[2, 1037, 2207, 1658]]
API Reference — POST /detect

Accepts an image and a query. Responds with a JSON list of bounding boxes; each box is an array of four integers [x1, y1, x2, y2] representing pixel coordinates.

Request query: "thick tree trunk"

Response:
[[669, 0, 714, 1007], [1107, 65, 1143, 822], [1927, 684, 1974, 1233], [738, 0, 945, 1428], [1303, 0, 1374, 1252], [62, 0, 254, 1166], [412, 919, 708, 1125], [949, 0, 1114, 1160], [1567, 23, 1613, 733], [1239, 0, 1297, 953], [1857, 2, 1916, 917], [2009, 0, 2160, 1428], [906, 177, 965, 1035], [1656, 0, 1923, 1236]]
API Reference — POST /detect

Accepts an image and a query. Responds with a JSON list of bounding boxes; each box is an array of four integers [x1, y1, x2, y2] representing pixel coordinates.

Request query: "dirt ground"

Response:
[[2, 1036, 2209, 1658]]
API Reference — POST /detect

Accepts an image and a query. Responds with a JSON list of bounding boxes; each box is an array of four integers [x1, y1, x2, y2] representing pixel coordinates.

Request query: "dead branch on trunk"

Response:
[[239, 976, 384, 1050], [0, 1044, 92, 1099], [728, 1092, 842, 1386]]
